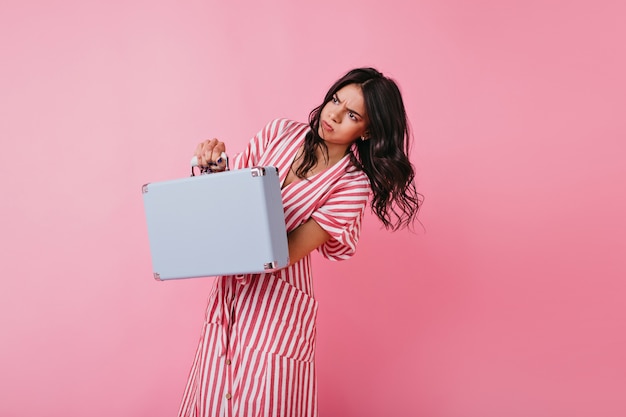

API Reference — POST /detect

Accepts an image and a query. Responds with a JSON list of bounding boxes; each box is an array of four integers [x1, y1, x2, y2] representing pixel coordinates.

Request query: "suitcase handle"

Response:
[[190, 153, 229, 176]]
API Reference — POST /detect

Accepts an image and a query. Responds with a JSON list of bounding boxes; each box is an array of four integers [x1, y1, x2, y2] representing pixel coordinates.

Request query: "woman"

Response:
[[179, 67, 420, 417]]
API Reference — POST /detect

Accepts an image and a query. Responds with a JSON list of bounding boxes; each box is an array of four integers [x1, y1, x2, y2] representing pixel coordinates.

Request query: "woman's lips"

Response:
[[321, 120, 333, 132]]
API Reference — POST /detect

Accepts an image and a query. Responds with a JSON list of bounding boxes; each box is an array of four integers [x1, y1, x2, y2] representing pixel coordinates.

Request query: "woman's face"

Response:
[[318, 84, 369, 151]]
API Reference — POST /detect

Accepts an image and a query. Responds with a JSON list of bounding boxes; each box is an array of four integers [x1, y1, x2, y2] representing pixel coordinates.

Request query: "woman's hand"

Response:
[[194, 138, 228, 171]]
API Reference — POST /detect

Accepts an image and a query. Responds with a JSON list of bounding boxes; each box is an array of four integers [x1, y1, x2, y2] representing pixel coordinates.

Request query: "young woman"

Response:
[[178, 67, 420, 417]]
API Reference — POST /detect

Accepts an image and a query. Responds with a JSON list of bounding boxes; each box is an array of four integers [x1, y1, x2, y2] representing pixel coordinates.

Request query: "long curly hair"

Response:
[[296, 67, 422, 230]]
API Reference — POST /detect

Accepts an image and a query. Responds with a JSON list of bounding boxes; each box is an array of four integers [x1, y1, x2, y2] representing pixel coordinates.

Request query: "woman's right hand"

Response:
[[194, 138, 227, 171]]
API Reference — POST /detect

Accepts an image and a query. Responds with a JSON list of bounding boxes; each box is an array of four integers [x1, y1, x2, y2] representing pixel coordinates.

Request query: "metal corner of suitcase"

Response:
[[264, 260, 287, 271], [250, 166, 266, 177]]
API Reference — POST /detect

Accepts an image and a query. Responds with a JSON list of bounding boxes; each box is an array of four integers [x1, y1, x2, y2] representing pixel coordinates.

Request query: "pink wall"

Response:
[[1, 1, 625, 416]]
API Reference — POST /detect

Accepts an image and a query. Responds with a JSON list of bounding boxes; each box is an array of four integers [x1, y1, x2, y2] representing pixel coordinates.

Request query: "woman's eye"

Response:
[[348, 112, 357, 121], [332, 95, 339, 104]]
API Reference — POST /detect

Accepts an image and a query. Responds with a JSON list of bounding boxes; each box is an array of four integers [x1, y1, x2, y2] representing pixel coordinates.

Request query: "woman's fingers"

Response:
[[201, 139, 218, 165], [210, 151, 228, 172], [194, 138, 227, 168], [211, 141, 225, 163]]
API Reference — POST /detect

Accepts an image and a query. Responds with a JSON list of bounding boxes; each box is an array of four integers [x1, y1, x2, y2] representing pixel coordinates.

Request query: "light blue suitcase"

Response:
[[141, 166, 289, 280]]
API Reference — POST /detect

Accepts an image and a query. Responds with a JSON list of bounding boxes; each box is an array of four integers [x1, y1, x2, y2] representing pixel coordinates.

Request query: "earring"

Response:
[[360, 135, 369, 141]]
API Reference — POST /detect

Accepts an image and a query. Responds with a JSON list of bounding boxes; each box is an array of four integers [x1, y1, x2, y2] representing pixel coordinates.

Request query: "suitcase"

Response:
[[141, 166, 289, 280]]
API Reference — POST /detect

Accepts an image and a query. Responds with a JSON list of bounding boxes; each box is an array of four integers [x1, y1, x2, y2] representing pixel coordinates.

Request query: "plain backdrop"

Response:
[[1, 1, 625, 416]]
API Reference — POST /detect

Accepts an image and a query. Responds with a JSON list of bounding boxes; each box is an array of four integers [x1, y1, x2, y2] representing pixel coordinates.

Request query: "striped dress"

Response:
[[178, 118, 371, 417]]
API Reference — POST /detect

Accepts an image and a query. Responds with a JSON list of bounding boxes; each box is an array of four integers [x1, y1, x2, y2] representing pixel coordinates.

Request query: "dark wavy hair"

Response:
[[296, 67, 421, 230]]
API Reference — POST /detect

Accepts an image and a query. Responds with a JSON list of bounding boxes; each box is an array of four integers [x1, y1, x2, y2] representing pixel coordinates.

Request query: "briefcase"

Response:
[[141, 166, 289, 280]]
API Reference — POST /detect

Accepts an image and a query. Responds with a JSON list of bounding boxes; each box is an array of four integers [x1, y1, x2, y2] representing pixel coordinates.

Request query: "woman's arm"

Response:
[[287, 218, 331, 266]]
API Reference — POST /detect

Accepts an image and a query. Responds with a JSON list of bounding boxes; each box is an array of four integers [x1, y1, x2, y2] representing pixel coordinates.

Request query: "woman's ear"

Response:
[[360, 131, 370, 141]]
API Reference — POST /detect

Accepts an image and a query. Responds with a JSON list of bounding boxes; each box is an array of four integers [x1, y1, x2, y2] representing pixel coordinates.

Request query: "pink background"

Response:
[[1, 1, 625, 416]]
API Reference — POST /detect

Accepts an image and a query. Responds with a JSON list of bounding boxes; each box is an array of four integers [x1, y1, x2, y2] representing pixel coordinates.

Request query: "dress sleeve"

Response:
[[310, 173, 371, 261], [230, 118, 289, 170]]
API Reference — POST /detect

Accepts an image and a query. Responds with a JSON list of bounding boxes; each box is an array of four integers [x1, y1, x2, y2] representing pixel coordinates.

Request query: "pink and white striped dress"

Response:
[[178, 119, 371, 417]]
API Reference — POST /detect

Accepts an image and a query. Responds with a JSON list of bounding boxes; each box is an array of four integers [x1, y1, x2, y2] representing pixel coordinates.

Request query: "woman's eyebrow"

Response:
[[336, 94, 364, 119]]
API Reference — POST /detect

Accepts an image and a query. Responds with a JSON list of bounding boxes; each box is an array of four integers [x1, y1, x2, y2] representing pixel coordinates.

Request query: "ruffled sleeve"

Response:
[[310, 172, 371, 261]]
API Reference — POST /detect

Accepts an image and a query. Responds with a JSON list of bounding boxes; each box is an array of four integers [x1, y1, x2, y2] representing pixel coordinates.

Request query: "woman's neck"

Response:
[[317, 142, 350, 167]]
